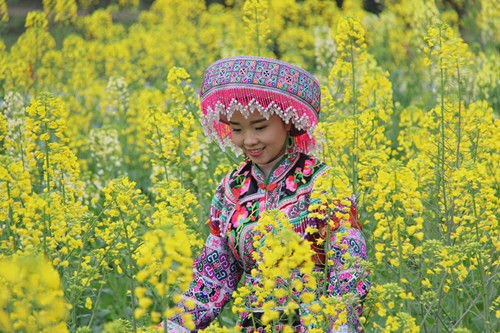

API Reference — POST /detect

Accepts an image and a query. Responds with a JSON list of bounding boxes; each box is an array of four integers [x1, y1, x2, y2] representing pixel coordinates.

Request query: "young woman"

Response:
[[163, 56, 370, 332]]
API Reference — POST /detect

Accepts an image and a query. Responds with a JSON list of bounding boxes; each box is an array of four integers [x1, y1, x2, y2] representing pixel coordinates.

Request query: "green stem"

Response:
[[394, 172, 403, 283], [42, 206, 48, 256], [120, 211, 138, 333], [471, 189, 491, 331], [455, 64, 462, 169], [63, 207, 105, 262], [175, 120, 183, 183], [17, 125, 27, 170], [87, 282, 104, 328], [152, 115, 169, 181], [456, 278, 487, 322], [68, 231, 121, 328], [61, 179, 66, 203], [448, 64, 463, 242], [44, 124, 51, 191], [4, 181, 19, 251], [451, 266, 499, 329], [438, 26, 448, 242], [420, 268, 447, 330], [350, 38, 358, 195]]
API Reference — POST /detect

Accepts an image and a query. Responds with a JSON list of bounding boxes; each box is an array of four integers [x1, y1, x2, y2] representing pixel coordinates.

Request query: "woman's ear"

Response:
[[284, 121, 292, 132]]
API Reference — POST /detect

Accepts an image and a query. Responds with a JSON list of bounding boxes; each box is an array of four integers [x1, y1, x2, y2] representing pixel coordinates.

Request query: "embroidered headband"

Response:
[[200, 56, 321, 154]]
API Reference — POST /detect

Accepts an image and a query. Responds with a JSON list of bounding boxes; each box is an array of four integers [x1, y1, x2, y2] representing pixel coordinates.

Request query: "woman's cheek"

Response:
[[231, 133, 242, 146]]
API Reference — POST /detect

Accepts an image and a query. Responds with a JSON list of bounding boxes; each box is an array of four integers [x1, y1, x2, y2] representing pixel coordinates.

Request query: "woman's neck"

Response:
[[256, 152, 286, 180]]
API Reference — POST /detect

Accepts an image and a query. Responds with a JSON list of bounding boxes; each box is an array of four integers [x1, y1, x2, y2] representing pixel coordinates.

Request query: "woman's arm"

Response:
[[163, 232, 242, 331], [162, 182, 243, 332], [325, 224, 370, 332], [308, 195, 370, 332]]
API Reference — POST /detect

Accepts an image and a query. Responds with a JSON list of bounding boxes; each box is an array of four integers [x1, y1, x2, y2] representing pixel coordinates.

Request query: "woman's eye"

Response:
[[255, 126, 267, 131], [231, 128, 241, 132]]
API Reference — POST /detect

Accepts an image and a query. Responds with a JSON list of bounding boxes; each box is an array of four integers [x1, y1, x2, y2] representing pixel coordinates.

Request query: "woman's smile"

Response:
[[246, 147, 264, 157]]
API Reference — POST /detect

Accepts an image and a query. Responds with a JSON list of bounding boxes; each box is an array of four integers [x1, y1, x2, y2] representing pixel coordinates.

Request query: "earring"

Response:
[[244, 153, 251, 163], [286, 135, 295, 161]]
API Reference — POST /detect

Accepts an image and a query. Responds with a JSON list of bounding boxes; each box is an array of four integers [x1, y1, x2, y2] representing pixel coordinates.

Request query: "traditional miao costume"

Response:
[[162, 57, 370, 332]]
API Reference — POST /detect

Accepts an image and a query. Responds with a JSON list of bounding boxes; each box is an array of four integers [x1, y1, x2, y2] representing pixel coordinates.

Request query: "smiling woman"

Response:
[[161, 56, 370, 332]]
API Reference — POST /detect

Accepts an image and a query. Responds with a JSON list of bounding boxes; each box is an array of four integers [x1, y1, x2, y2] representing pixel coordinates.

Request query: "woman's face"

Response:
[[228, 110, 291, 166]]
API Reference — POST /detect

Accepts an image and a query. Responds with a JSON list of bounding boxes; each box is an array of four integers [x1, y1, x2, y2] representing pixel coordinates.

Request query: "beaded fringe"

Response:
[[201, 85, 318, 155]]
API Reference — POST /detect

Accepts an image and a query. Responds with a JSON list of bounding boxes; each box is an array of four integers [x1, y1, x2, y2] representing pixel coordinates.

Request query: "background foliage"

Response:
[[0, 0, 498, 332]]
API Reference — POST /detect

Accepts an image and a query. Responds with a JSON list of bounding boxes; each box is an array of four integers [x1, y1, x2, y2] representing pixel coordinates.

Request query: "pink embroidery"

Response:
[[232, 208, 248, 228], [303, 159, 314, 176], [209, 289, 221, 302], [240, 177, 251, 194], [285, 175, 297, 192], [258, 198, 266, 213], [273, 164, 285, 178], [339, 272, 353, 293]]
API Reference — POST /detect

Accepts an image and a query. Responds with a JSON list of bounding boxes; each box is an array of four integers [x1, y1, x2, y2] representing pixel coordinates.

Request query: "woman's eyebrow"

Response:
[[228, 118, 267, 125], [250, 118, 267, 125]]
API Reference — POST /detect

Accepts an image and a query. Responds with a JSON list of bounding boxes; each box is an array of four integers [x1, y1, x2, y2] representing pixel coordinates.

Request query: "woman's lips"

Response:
[[247, 147, 264, 157]]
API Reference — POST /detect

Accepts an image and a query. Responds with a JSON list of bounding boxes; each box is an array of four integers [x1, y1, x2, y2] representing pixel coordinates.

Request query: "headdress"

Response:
[[200, 56, 321, 154]]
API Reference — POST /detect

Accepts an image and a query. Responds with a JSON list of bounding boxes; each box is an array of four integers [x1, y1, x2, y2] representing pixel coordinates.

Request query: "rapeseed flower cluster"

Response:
[[135, 225, 194, 327], [242, 0, 271, 56], [364, 18, 498, 332], [322, 16, 392, 198], [317, 13, 498, 332], [134, 179, 201, 330], [0, 94, 87, 273], [1, 92, 25, 161], [0, 94, 102, 330], [5, 11, 55, 90], [232, 210, 316, 330], [87, 127, 123, 191], [145, 67, 206, 184], [43, 0, 78, 23], [0, 156, 31, 253], [24, 95, 81, 193], [0, 0, 8, 22], [0, 254, 69, 332], [307, 168, 369, 331], [94, 177, 151, 330]]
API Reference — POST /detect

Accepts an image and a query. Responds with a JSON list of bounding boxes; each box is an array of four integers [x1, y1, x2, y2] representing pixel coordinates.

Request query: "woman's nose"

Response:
[[243, 131, 259, 146]]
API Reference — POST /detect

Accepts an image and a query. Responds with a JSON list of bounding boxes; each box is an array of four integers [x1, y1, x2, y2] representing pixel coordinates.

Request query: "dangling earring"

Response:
[[286, 135, 295, 161]]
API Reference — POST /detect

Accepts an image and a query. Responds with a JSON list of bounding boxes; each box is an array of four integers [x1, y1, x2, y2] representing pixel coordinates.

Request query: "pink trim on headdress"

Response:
[[201, 86, 318, 155]]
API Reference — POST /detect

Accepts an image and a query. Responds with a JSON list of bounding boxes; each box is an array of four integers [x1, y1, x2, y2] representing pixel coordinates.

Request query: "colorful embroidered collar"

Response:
[[250, 151, 299, 186]]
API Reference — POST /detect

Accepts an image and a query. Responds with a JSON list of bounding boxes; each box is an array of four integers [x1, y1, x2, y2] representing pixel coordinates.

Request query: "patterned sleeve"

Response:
[[162, 181, 244, 332], [324, 199, 370, 332]]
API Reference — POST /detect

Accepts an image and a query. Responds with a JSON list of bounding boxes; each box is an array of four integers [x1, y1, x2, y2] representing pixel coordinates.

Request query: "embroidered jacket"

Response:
[[164, 152, 370, 332]]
